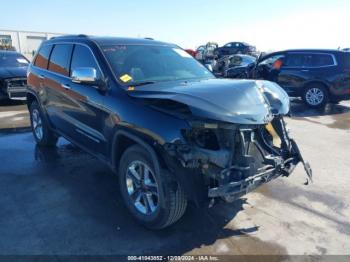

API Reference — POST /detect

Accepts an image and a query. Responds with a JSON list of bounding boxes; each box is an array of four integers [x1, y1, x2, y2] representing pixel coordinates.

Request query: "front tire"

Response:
[[29, 101, 58, 146], [302, 84, 328, 108], [118, 144, 187, 229]]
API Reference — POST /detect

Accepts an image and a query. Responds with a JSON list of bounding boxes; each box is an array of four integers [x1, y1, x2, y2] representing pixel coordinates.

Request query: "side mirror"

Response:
[[71, 67, 107, 92], [72, 67, 98, 84]]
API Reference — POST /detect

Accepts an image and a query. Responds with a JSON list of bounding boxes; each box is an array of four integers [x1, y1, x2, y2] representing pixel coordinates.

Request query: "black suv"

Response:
[[27, 35, 311, 229], [255, 49, 350, 108], [214, 42, 256, 58], [0, 50, 29, 101]]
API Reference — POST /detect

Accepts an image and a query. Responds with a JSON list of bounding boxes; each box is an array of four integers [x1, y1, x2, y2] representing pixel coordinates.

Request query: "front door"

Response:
[[277, 53, 314, 95], [64, 44, 109, 157]]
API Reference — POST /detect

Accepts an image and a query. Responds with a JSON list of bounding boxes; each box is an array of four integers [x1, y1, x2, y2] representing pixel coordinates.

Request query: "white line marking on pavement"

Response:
[[0, 110, 28, 118]]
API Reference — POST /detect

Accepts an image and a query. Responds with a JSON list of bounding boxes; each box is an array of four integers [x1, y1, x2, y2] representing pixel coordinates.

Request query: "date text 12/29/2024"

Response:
[[127, 256, 219, 261]]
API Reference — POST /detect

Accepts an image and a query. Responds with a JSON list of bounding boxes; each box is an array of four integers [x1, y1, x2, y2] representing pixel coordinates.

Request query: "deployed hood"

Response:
[[128, 78, 290, 124], [0, 66, 27, 79]]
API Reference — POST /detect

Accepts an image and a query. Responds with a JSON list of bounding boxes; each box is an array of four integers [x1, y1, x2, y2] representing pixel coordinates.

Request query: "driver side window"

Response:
[[70, 44, 101, 78]]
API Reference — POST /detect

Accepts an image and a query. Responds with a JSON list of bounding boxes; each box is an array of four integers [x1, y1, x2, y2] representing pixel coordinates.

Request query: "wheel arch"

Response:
[[26, 91, 38, 109], [26, 90, 55, 131], [111, 130, 161, 178], [302, 80, 330, 93]]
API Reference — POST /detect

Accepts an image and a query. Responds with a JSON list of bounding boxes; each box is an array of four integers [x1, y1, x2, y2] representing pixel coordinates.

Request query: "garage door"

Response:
[[24, 36, 47, 60]]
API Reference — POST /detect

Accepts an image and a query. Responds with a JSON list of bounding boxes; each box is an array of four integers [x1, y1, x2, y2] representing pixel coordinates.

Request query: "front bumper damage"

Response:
[[164, 117, 312, 204], [207, 138, 312, 200]]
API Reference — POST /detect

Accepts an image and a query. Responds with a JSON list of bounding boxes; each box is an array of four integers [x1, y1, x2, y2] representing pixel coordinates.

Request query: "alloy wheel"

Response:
[[32, 109, 43, 140], [305, 87, 324, 106], [126, 160, 159, 215]]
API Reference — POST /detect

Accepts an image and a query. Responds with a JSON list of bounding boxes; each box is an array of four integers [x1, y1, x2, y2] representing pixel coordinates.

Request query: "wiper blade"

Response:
[[129, 81, 156, 87]]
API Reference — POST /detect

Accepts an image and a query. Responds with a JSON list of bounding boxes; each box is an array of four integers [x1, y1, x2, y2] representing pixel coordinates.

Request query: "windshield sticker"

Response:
[[17, 58, 28, 64], [103, 45, 127, 52], [120, 74, 132, 82], [173, 48, 192, 58]]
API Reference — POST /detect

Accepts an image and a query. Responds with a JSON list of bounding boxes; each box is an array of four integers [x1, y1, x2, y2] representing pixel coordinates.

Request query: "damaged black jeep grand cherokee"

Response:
[[27, 35, 312, 229]]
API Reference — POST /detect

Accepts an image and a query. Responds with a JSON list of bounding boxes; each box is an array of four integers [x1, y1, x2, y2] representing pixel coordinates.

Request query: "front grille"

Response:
[[6, 78, 27, 87]]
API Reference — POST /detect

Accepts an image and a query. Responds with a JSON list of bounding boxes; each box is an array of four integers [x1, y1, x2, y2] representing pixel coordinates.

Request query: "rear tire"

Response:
[[302, 84, 328, 108], [118, 144, 187, 229], [29, 101, 58, 146]]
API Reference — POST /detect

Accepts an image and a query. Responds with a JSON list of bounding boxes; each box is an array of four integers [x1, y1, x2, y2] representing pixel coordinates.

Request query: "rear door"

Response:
[[28, 44, 52, 98], [44, 43, 75, 135], [278, 52, 337, 96]]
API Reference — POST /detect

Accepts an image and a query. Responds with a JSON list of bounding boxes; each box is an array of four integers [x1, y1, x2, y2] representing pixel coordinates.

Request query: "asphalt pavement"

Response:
[[0, 100, 349, 256]]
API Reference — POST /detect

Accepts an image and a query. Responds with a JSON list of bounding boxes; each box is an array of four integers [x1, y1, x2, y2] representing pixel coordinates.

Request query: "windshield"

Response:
[[0, 52, 29, 67], [102, 45, 214, 85]]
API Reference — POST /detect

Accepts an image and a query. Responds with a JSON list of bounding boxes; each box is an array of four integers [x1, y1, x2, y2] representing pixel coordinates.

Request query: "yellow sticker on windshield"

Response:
[[120, 74, 132, 82]]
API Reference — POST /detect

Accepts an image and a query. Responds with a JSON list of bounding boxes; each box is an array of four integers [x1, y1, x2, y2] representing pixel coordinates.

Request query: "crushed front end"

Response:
[[163, 117, 312, 204], [130, 78, 313, 205]]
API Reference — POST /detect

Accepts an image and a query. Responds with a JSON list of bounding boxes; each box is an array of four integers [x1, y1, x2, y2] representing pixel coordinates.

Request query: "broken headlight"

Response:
[[186, 128, 220, 150]]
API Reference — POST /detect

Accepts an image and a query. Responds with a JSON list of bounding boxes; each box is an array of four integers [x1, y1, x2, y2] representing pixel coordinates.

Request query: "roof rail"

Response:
[[50, 34, 88, 40]]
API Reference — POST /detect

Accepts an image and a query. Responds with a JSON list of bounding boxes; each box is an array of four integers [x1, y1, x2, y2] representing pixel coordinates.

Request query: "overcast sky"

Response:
[[1, 0, 349, 51]]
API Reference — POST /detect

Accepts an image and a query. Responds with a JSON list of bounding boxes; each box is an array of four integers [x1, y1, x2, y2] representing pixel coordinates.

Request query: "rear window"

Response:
[[34, 45, 52, 69], [311, 54, 335, 67], [48, 44, 73, 76]]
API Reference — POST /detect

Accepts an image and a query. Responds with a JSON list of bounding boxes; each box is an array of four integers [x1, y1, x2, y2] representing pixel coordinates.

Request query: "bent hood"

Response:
[[128, 78, 290, 124], [0, 67, 27, 79]]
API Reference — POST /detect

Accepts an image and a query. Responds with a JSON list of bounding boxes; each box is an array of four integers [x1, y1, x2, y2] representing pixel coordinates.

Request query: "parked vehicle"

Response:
[[195, 42, 218, 71], [194, 45, 205, 61], [0, 50, 29, 101], [195, 42, 218, 62], [213, 54, 257, 78], [27, 35, 312, 229], [214, 42, 256, 58], [254, 49, 350, 108], [185, 49, 197, 57], [0, 36, 16, 51]]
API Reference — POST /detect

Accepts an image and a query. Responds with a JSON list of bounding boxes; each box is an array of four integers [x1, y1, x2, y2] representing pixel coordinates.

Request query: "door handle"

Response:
[[62, 84, 71, 90], [38, 74, 45, 80], [301, 69, 309, 72]]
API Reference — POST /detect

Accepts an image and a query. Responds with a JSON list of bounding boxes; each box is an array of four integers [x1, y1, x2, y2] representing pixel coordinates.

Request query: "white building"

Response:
[[0, 29, 65, 60]]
